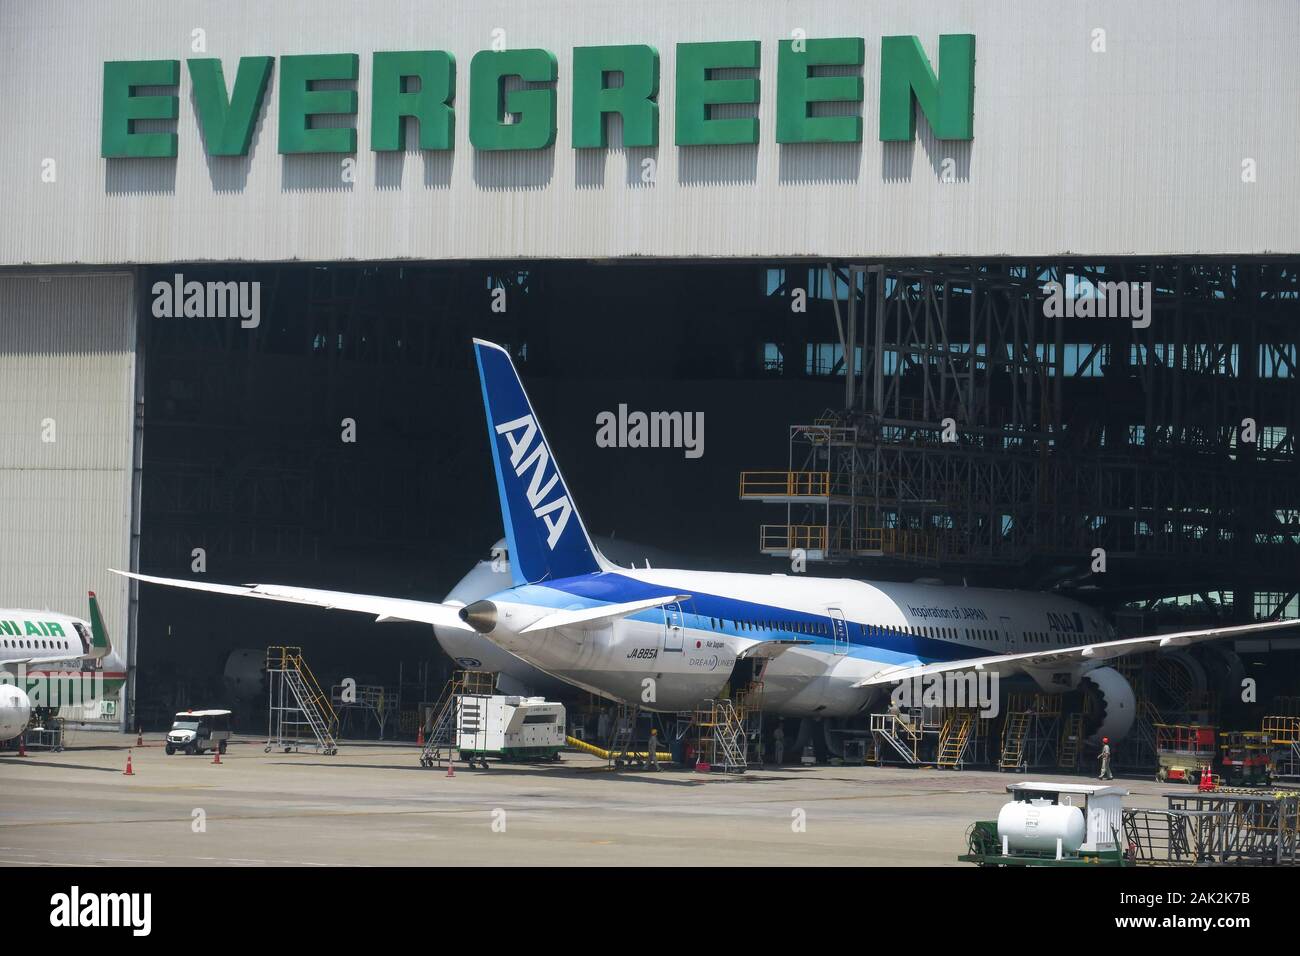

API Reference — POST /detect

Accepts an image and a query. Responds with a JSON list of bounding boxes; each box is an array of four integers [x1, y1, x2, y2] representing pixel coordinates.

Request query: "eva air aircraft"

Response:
[[0, 593, 123, 742], [118, 340, 1298, 744]]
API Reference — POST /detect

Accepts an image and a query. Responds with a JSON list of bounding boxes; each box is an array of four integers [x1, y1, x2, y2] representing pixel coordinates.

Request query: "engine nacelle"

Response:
[[1082, 666, 1136, 745], [0, 683, 32, 742]]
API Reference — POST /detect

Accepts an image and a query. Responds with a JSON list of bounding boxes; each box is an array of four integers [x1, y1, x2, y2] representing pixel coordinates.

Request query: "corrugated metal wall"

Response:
[[0, 272, 138, 724], [1, 0, 1296, 264]]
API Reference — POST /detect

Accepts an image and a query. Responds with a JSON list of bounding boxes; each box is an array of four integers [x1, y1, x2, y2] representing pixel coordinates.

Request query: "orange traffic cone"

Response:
[[123, 750, 135, 775], [18, 736, 27, 757], [212, 747, 222, 765], [446, 760, 455, 778], [136, 727, 143, 746], [417, 724, 425, 747]]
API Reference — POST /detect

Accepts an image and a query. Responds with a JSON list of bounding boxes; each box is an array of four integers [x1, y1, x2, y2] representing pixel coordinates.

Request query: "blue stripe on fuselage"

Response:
[[494, 572, 987, 667]]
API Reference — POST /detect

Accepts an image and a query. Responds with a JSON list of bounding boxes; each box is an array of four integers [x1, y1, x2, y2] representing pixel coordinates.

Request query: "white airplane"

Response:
[[0, 593, 124, 743], [116, 340, 1299, 744]]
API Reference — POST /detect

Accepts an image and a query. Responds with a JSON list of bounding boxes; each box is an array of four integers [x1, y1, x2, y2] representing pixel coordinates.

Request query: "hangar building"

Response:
[[0, 0, 1296, 733]]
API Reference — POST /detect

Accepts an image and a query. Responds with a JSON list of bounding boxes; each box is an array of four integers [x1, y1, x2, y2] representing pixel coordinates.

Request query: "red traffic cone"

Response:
[[417, 724, 425, 747], [136, 727, 143, 746], [123, 750, 135, 775], [211, 747, 222, 765], [445, 760, 455, 778], [18, 736, 27, 758]]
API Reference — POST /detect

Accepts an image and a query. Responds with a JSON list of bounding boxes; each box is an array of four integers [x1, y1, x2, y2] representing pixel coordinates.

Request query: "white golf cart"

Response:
[[165, 709, 232, 756]]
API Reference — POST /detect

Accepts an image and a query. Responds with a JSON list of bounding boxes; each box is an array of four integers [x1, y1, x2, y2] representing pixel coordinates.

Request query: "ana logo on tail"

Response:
[[495, 414, 572, 550]]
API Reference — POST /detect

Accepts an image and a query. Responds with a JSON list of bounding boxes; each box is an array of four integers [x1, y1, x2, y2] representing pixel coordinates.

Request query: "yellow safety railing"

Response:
[[739, 471, 834, 497], [760, 524, 827, 551], [1263, 716, 1300, 744], [758, 524, 946, 561]]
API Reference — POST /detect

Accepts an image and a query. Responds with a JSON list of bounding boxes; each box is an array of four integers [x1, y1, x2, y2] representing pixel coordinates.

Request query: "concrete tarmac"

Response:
[[0, 733, 1169, 866]]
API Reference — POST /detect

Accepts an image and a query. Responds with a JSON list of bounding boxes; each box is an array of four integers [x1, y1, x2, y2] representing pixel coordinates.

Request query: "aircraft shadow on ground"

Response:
[[0, 757, 123, 773]]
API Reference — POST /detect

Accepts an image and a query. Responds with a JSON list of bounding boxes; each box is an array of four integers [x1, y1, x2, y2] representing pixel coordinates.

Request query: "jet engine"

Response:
[[0, 683, 33, 742], [1081, 666, 1136, 744]]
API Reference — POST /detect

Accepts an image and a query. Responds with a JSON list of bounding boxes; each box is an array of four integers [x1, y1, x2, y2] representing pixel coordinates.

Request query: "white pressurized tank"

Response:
[[997, 799, 1086, 854]]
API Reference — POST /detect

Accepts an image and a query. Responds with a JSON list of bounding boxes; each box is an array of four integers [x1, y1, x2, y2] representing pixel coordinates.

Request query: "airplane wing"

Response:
[[521, 594, 693, 633], [111, 569, 475, 631], [855, 617, 1300, 687]]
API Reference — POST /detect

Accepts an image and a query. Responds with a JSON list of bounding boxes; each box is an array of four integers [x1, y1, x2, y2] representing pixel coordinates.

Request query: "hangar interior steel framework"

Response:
[[746, 259, 1300, 616], [136, 258, 1299, 621]]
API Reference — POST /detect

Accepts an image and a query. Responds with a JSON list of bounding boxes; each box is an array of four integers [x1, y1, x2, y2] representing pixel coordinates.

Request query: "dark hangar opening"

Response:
[[132, 258, 1300, 726]]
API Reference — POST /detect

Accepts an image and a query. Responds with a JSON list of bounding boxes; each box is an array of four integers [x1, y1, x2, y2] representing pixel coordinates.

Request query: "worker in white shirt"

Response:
[[1098, 736, 1113, 780]]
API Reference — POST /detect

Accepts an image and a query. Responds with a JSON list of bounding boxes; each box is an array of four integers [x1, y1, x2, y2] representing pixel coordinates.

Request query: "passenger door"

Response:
[[828, 607, 849, 655], [999, 615, 1018, 653], [662, 602, 684, 653]]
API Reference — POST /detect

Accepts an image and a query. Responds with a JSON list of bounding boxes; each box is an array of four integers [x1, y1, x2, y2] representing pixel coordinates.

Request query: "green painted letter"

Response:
[[571, 45, 659, 148], [372, 51, 456, 151], [188, 57, 273, 156], [278, 53, 359, 154], [879, 34, 975, 141], [469, 49, 558, 151], [101, 60, 180, 158], [674, 41, 760, 146], [776, 38, 863, 144]]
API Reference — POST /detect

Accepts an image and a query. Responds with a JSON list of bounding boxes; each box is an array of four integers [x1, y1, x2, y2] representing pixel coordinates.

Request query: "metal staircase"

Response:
[[693, 699, 747, 773], [734, 682, 765, 764], [1058, 712, 1085, 769], [870, 711, 923, 764], [605, 703, 638, 768], [999, 710, 1031, 770], [419, 669, 496, 768], [265, 646, 339, 755], [936, 709, 977, 769], [999, 695, 1063, 771]]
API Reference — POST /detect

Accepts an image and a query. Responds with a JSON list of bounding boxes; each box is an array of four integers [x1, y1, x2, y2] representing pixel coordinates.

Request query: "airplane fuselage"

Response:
[[477, 569, 1115, 715], [0, 609, 126, 704]]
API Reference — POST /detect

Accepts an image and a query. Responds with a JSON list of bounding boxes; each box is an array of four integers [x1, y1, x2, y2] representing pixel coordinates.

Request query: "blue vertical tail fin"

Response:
[[473, 339, 607, 585]]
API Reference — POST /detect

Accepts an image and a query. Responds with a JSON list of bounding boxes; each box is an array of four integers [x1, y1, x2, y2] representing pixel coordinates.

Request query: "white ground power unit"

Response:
[[456, 695, 566, 763]]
